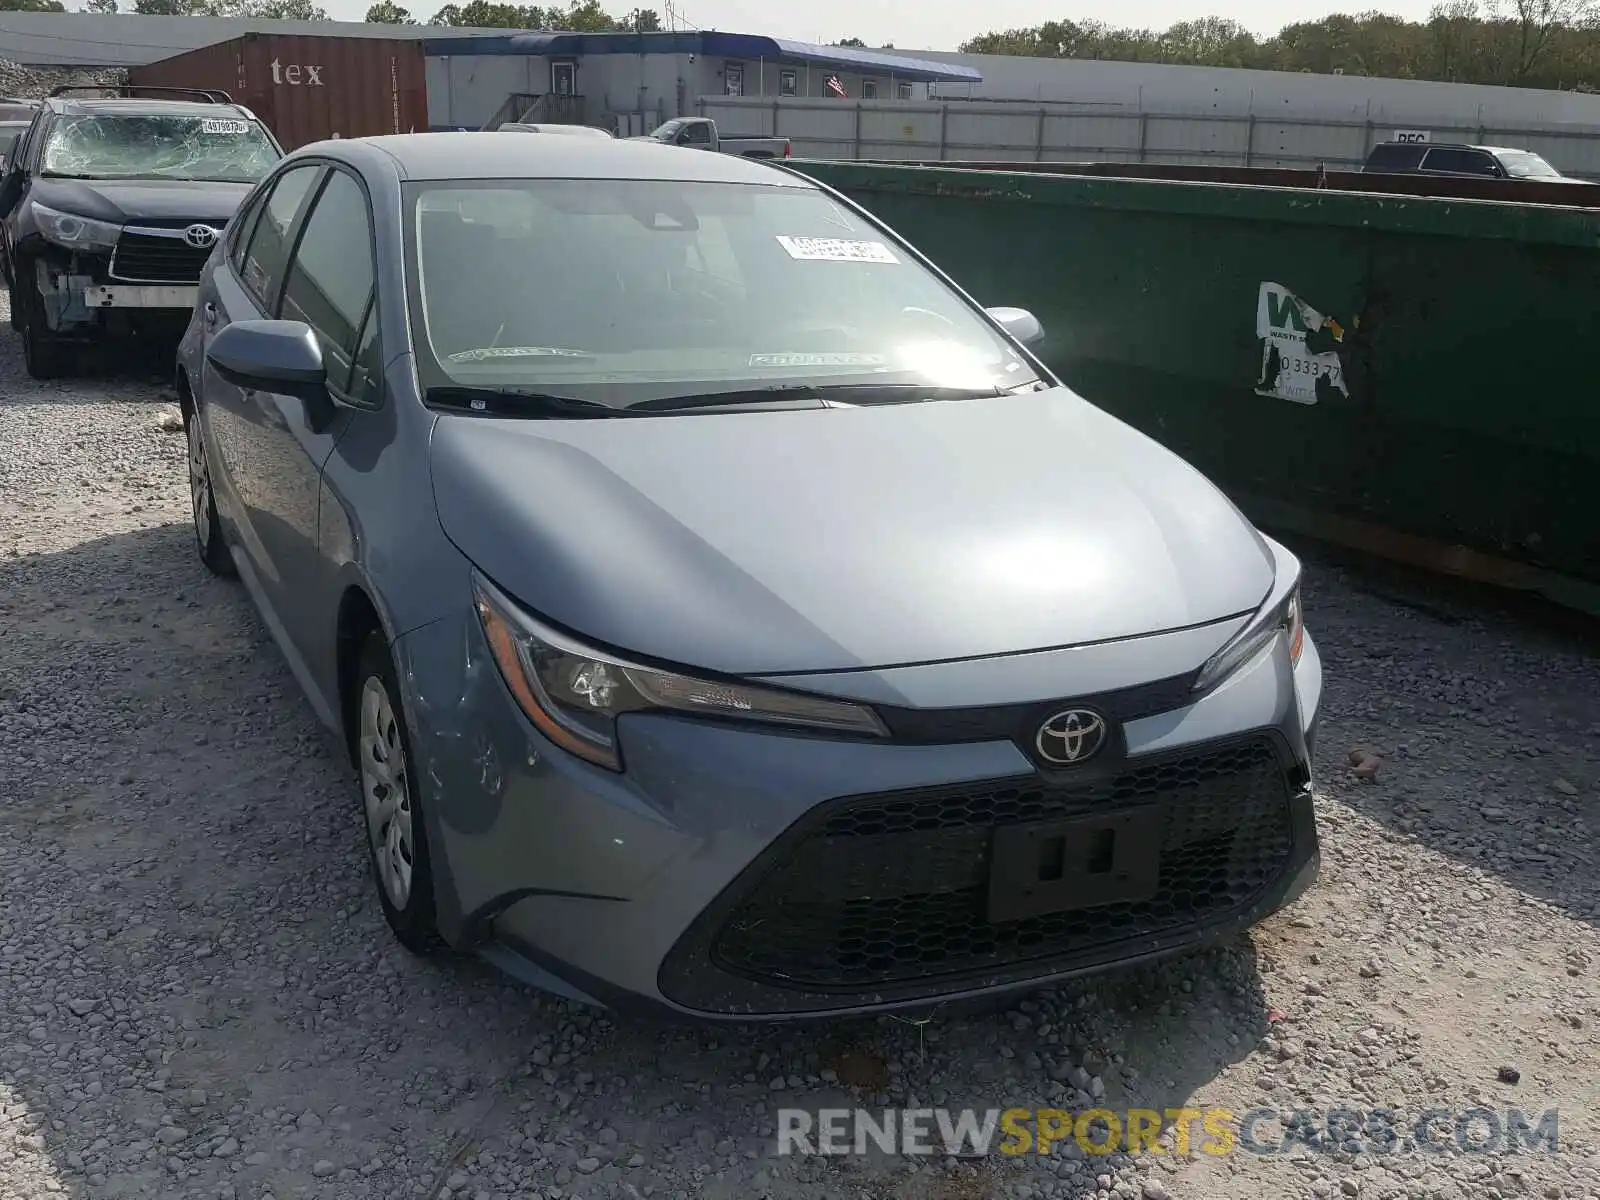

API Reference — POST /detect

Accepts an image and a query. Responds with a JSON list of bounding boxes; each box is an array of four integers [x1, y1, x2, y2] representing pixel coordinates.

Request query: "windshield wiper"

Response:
[[627, 383, 1009, 413], [425, 385, 625, 419]]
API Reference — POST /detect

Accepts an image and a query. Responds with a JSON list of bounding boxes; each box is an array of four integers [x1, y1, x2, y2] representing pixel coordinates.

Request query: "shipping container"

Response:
[[127, 33, 428, 151], [789, 158, 1600, 616]]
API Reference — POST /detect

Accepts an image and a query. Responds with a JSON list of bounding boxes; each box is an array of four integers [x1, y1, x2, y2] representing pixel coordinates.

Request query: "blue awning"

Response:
[[702, 34, 981, 83], [425, 30, 982, 84]]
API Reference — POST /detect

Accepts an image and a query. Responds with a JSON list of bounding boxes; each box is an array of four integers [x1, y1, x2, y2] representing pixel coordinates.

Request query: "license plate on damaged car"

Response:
[[986, 806, 1162, 924], [83, 284, 199, 309]]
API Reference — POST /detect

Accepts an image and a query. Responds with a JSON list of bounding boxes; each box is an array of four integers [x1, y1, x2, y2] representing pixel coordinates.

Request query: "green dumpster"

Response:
[[786, 159, 1600, 614]]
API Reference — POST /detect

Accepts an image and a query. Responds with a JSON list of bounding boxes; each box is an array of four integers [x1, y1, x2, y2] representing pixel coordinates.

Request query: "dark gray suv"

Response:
[[1362, 140, 1578, 182]]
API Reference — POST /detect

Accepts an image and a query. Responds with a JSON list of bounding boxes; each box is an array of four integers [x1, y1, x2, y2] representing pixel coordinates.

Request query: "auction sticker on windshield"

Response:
[[749, 352, 887, 367], [200, 119, 252, 135], [776, 236, 898, 264]]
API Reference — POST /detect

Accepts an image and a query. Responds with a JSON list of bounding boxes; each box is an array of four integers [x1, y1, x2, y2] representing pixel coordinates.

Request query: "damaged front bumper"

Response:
[[23, 231, 205, 338]]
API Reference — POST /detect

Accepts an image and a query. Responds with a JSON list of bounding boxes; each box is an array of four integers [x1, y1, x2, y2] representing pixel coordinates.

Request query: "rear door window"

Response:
[[239, 163, 320, 311], [1366, 143, 1423, 171], [1420, 147, 1498, 176]]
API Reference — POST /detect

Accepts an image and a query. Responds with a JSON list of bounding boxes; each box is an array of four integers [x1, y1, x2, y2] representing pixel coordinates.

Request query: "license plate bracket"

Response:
[[987, 806, 1163, 924]]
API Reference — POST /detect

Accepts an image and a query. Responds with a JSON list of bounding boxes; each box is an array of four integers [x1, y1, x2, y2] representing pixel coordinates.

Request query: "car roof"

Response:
[[47, 97, 253, 120], [301, 130, 808, 186]]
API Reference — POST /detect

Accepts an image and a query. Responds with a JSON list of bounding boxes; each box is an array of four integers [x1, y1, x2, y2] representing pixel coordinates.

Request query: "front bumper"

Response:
[[394, 612, 1323, 1022]]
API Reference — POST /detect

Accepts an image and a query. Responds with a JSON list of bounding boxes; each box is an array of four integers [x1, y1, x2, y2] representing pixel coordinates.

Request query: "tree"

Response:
[[190, 0, 331, 15], [0, 0, 69, 11], [428, 0, 541, 24], [557, 0, 616, 30], [1485, 0, 1595, 81], [835, 36, 865, 45], [958, 6, 1600, 90], [623, 6, 658, 30], [84, 0, 118, 11], [366, 0, 415, 19]]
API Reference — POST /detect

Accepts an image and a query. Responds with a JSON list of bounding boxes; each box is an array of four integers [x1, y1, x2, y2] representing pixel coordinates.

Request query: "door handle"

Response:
[[203, 301, 218, 327]]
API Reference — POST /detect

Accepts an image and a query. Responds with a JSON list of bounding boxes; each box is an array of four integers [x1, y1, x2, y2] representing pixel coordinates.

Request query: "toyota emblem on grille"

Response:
[[184, 224, 219, 249], [1035, 708, 1108, 765]]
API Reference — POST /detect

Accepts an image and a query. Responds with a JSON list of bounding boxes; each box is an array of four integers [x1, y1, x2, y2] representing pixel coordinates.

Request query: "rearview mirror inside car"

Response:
[[206, 319, 328, 405], [986, 306, 1045, 348]]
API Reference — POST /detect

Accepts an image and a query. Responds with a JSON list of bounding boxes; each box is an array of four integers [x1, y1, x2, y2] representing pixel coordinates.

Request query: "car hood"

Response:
[[430, 386, 1276, 676], [28, 177, 255, 225]]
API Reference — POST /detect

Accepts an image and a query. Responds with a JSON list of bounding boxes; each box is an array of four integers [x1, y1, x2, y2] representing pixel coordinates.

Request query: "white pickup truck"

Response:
[[632, 117, 791, 159]]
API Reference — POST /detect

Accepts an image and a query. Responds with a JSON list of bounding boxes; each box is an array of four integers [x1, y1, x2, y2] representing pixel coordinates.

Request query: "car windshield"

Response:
[[1497, 150, 1562, 179], [41, 114, 279, 182], [648, 120, 685, 139], [408, 179, 1043, 409]]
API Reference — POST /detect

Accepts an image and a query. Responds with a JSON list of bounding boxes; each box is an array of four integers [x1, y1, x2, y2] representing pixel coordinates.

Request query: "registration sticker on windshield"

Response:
[[200, 118, 251, 135], [749, 352, 887, 368], [775, 235, 898, 264]]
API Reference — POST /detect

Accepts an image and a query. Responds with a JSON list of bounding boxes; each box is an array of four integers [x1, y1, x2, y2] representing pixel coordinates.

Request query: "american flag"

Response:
[[825, 75, 847, 98]]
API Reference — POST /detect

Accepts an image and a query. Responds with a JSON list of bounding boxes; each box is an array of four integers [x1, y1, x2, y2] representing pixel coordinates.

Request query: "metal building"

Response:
[[421, 31, 982, 135]]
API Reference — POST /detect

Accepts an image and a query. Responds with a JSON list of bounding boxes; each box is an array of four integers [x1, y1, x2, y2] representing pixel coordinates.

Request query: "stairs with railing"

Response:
[[481, 92, 588, 130]]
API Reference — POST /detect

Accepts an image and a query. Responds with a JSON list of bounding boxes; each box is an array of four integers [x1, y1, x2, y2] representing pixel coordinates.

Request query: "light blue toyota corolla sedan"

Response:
[[176, 131, 1323, 1021]]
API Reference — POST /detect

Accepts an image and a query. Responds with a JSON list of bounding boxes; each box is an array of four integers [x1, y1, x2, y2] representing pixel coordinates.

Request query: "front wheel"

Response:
[[17, 268, 66, 380], [355, 631, 442, 955], [185, 406, 235, 578]]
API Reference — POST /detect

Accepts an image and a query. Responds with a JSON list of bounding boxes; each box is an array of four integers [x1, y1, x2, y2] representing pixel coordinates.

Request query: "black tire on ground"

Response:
[[184, 406, 236, 579], [355, 630, 444, 956], [17, 268, 67, 380]]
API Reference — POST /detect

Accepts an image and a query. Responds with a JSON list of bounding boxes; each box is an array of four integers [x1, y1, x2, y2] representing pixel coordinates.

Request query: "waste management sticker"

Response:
[[1254, 281, 1350, 406]]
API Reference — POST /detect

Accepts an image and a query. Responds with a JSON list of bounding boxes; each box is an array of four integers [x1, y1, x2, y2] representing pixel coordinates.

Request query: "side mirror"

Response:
[[986, 305, 1045, 348], [206, 319, 327, 404]]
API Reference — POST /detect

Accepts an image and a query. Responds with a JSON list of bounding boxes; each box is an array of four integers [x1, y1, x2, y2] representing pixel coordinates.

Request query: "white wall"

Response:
[[699, 93, 1600, 178], [917, 50, 1600, 128]]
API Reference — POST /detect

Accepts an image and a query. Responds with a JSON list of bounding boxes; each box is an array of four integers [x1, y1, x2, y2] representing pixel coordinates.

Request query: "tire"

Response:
[[17, 268, 66, 380], [354, 630, 442, 955], [184, 405, 236, 578]]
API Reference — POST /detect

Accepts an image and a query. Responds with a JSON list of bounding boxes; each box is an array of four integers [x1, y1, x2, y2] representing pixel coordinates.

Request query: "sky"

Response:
[[319, 0, 1441, 53]]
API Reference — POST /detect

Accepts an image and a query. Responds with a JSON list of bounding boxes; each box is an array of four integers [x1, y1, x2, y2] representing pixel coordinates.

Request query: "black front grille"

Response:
[[110, 232, 211, 284], [706, 736, 1294, 992]]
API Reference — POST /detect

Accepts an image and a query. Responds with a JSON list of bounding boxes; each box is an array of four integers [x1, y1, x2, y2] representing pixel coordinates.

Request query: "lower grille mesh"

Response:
[[710, 737, 1293, 990]]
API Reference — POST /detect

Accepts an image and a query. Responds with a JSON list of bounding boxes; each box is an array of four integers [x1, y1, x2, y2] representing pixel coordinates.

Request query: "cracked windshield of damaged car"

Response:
[[42, 115, 279, 183], [411, 178, 1043, 406]]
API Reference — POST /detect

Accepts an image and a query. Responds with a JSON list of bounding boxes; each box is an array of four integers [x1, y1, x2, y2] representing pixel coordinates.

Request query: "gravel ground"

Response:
[[1, 292, 1598, 1200]]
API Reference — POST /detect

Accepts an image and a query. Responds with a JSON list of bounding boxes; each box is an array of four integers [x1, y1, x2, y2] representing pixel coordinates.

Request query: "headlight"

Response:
[[471, 573, 887, 771], [30, 202, 121, 252], [1193, 575, 1305, 694]]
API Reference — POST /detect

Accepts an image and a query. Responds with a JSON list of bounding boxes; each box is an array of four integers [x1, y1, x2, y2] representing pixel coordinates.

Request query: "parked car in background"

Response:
[[1362, 140, 1580, 182], [0, 85, 283, 379], [178, 130, 1322, 1022], [633, 117, 790, 159], [0, 97, 39, 161]]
